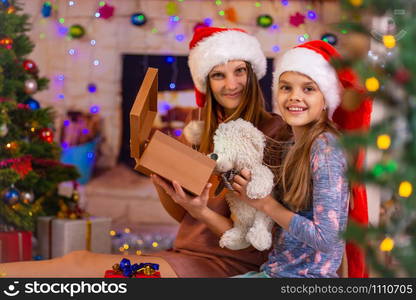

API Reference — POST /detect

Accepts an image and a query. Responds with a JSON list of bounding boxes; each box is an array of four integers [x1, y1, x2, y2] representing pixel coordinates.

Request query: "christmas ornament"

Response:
[[22, 59, 38, 74], [24, 98, 40, 110], [193, 22, 208, 32], [56, 200, 68, 219], [385, 161, 398, 173], [17, 103, 29, 109], [87, 83, 97, 93], [383, 35, 396, 48], [0, 37, 13, 49], [321, 33, 338, 46], [98, 3, 115, 20], [0, 0, 10, 9], [398, 181, 412, 198], [257, 14, 273, 28], [289, 12, 305, 27], [349, 0, 363, 7], [225, 7, 237, 23], [377, 134, 391, 150], [20, 191, 35, 204], [5, 141, 18, 151], [0, 123, 8, 137], [71, 184, 80, 203], [394, 68, 411, 84], [41, 1, 52, 18], [68, 24, 85, 39], [371, 161, 397, 178], [307, 10, 317, 20], [39, 128, 54, 143], [166, 1, 178, 16], [365, 77, 380, 92], [24, 79, 38, 94], [2, 185, 20, 205], [56, 183, 88, 219], [131, 13, 146, 26], [380, 237, 394, 252]]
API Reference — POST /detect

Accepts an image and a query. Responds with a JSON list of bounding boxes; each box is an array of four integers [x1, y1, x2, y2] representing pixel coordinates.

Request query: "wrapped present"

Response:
[[104, 258, 161, 278], [36, 216, 111, 259], [0, 231, 32, 263]]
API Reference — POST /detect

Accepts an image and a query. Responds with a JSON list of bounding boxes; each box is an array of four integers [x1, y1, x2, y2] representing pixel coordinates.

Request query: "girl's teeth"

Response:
[[288, 107, 305, 111]]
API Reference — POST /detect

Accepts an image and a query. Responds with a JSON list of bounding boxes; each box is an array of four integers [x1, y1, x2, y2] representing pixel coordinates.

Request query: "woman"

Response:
[[0, 27, 289, 278]]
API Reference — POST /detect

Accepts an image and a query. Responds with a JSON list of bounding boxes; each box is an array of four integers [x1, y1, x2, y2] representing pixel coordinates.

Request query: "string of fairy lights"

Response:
[[32, 0, 329, 116]]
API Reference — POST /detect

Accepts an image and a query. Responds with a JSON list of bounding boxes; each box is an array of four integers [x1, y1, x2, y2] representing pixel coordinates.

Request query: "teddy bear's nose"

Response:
[[210, 153, 218, 161]]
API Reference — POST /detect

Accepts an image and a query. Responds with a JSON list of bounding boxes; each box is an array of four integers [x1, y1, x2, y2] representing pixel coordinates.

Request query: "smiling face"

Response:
[[276, 71, 326, 138], [208, 60, 248, 116]]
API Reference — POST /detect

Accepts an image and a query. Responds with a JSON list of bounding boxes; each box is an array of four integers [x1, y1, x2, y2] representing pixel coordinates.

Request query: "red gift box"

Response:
[[0, 231, 32, 263], [104, 270, 161, 278]]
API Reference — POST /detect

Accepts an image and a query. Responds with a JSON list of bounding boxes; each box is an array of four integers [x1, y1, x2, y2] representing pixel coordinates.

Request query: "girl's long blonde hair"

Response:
[[198, 62, 269, 154], [278, 109, 340, 212]]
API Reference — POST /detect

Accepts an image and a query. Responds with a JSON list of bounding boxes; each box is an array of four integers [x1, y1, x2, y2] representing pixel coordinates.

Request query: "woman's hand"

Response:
[[232, 168, 270, 212], [150, 174, 212, 220]]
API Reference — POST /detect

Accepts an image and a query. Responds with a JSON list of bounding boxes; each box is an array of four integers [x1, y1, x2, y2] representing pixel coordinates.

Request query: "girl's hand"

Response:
[[150, 174, 212, 219], [232, 168, 270, 212], [231, 168, 251, 202]]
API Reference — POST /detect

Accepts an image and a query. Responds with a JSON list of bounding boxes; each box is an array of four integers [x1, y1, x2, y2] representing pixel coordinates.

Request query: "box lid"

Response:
[[130, 67, 158, 159]]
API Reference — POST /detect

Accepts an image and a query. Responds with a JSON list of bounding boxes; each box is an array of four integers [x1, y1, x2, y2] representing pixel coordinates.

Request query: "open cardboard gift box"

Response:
[[129, 67, 216, 196]]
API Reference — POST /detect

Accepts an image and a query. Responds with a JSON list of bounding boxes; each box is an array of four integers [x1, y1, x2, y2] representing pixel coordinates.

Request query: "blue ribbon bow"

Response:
[[117, 258, 159, 277]]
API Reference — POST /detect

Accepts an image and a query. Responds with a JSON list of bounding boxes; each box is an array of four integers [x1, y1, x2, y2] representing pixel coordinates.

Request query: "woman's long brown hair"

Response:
[[278, 110, 340, 212], [198, 62, 269, 154]]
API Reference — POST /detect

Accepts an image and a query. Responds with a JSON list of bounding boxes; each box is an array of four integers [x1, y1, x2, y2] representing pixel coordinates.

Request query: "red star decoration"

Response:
[[289, 12, 305, 27], [11, 157, 33, 178], [98, 4, 115, 20]]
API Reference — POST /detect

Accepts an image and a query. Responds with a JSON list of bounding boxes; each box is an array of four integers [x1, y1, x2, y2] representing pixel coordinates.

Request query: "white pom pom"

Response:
[[183, 120, 204, 145]]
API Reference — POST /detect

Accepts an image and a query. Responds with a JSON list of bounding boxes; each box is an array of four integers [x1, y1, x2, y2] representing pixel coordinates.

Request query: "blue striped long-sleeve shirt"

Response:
[[261, 132, 349, 278]]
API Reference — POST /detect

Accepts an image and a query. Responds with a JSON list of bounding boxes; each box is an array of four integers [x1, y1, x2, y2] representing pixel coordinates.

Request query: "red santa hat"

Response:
[[273, 40, 373, 278], [188, 27, 267, 108]]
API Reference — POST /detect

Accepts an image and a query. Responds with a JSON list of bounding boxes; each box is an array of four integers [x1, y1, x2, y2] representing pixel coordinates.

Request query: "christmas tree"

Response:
[[337, 0, 416, 277], [0, 0, 79, 231]]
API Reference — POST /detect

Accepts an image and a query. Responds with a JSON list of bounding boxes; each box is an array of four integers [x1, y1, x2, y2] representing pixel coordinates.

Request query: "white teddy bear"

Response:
[[211, 118, 275, 251]]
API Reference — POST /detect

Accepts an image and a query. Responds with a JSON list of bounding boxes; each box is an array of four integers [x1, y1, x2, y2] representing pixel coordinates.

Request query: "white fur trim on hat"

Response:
[[272, 47, 341, 119], [188, 30, 267, 95]]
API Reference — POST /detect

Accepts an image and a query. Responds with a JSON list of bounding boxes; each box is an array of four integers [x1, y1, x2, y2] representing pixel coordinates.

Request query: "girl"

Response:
[[231, 40, 371, 278], [0, 27, 290, 278]]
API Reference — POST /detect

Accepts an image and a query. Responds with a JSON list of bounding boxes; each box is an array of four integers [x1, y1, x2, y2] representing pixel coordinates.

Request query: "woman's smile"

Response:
[[223, 91, 242, 99]]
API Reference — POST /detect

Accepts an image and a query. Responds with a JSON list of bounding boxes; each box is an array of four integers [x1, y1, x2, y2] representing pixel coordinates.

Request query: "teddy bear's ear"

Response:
[[236, 119, 265, 154], [183, 120, 204, 145]]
